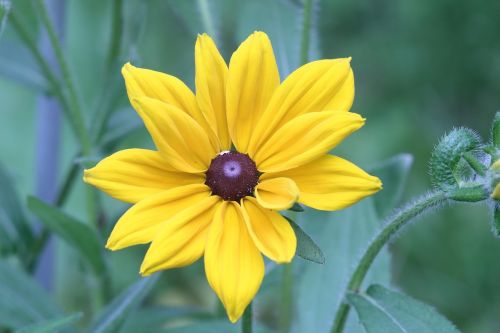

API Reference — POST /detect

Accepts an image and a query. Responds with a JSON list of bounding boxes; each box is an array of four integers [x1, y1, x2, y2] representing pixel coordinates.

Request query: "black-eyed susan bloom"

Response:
[[83, 31, 382, 322]]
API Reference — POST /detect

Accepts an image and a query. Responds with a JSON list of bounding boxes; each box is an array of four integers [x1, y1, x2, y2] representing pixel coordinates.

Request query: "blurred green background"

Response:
[[1, 0, 499, 332]]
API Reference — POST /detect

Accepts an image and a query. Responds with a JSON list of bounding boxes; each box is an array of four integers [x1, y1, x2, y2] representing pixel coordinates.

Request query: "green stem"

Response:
[[330, 190, 449, 333], [242, 302, 253, 333], [299, 0, 314, 65], [197, 0, 216, 38], [280, 264, 293, 333], [34, 0, 91, 155]]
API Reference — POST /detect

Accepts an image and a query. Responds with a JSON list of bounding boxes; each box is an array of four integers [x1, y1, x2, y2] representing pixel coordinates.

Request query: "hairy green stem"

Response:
[[34, 0, 91, 155], [242, 302, 253, 333], [197, 0, 216, 38], [299, 0, 314, 64], [330, 190, 449, 333]]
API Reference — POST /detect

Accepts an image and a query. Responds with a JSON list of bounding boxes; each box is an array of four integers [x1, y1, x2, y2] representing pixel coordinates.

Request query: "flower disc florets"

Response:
[[205, 151, 260, 201]]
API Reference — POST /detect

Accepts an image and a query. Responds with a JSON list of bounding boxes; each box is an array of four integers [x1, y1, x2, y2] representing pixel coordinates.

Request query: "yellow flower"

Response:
[[83, 31, 381, 322]]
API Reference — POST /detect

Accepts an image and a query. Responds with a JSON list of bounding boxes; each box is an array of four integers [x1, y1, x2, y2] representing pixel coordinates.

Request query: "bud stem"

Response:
[[331, 191, 449, 333]]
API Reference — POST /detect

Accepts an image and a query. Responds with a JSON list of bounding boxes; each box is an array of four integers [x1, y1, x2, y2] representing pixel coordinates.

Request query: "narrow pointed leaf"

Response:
[[27, 196, 105, 273], [15, 312, 82, 333], [370, 154, 413, 218], [88, 275, 158, 333], [0, 260, 60, 329], [347, 284, 461, 333], [0, 163, 34, 255], [285, 216, 324, 264]]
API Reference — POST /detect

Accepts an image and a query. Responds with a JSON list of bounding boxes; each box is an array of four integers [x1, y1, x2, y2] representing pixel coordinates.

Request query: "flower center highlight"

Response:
[[205, 151, 260, 201]]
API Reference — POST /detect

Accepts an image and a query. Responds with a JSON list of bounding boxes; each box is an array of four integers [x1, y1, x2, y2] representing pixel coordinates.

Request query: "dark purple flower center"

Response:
[[205, 151, 260, 201]]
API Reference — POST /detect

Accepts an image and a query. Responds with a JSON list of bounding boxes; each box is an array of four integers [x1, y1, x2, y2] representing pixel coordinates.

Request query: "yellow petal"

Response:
[[249, 58, 354, 154], [139, 195, 221, 275], [241, 197, 296, 263], [492, 183, 500, 200], [254, 177, 299, 210], [204, 201, 264, 323], [195, 34, 231, 150], [254, 111, 365, 172], [262, 155, 382, 211], [83, 149, 204, 203], [226, 31, 280, 153], [134, 97, 218, 173], [106, 184, 212, 250], [122, 63, 219, 150]]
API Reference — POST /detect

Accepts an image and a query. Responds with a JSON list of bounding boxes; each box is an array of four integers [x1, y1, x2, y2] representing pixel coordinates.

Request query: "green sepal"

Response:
[[447, 186, 488, 202], [285, 216, 325, 264], [429, 127, 482, 191], [492, 111, 500, 148], [288, 202, 304, 212]]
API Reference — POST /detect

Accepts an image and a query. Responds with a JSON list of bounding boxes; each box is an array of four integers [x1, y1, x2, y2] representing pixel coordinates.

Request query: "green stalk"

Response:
[[33, 0, 91, 155], [106, 0, 123, 68], [242, 302, 253, 333], [299, 0, 314, 65], [197, 0, 216, 38], [330, 191, 449, 333], [280, 264, 293, 333]]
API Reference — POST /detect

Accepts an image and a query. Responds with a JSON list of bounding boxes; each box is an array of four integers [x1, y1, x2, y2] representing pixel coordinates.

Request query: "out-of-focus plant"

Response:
[[0, 0, 499, 333]]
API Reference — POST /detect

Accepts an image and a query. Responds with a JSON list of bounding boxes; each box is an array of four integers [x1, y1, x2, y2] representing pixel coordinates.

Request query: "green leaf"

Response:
[[285, 216, 325, 264], [27, 196, 105, 273], [88, 275, 158, 333], [288, 202, 304, 212], [156, 319, 274, 333], [0, 260, 60, 329], [370, 154, 413, 218], [347, 284, 461, 333], [0, 0, 11, 39], [235, 0, 302, 76], [0, 162, 34, 255], [294, 198, 390, 333], [492, 204, 500, 238], [15, 312, 82, 333]]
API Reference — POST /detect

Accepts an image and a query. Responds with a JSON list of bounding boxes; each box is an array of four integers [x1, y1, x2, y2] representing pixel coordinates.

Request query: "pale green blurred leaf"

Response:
[[0, 162, 34, 255], [347, 284, 461, 333], [0, 260, 60, 330], [15, 312, 82, 333], [235, 0, 301, 76], [294, 198, 390, 333], [88, 275, 158, 333], [286, 216, 325, 264], [120, 306, 209, 333], [371, 154, 413, 218], [27, 196, 105, 273], [156, 320, 273, 333], [0, 0, 11, 39]]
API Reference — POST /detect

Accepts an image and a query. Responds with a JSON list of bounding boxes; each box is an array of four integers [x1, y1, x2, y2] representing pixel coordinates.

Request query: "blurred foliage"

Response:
[[0, 0, 499, 332]]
